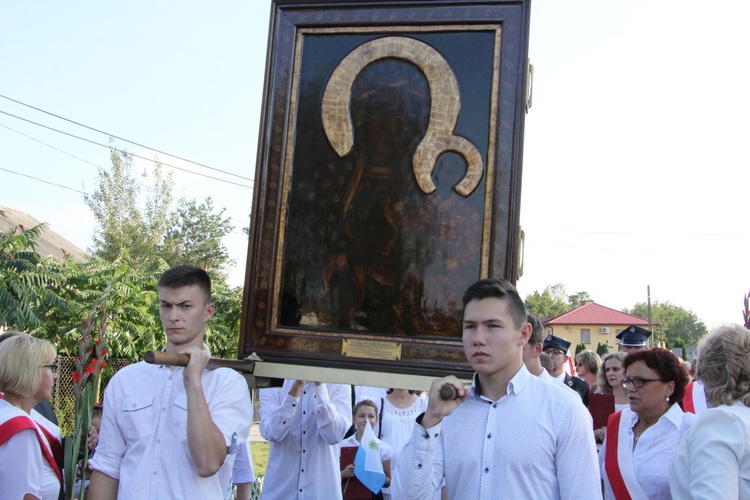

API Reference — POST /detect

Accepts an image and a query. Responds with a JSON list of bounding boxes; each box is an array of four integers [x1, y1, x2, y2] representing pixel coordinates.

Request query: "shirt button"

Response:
[[303, 430, 306, 434], [168, 376, 173, 380], [492, 404, 497, 408], [303, 391, 306, 395], [417, 464, 422, 469], [487, 433, 492, 439], [162, 407, 165, 412], [153, 471, 157, 476], [485, 467, 490, 473], [301, 469, 304, 473], [303, 411, 306, 415]]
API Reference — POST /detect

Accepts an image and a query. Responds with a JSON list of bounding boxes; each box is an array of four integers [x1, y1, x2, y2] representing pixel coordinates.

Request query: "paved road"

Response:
[[249, 422, 266, 443]]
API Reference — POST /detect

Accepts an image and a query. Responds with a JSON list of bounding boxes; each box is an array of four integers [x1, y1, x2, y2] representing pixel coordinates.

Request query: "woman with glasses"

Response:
[[0, 334, 61, 500], [575, 350, 602, 391], [600, 348, 694, 499], [669, 324, 750, 498]]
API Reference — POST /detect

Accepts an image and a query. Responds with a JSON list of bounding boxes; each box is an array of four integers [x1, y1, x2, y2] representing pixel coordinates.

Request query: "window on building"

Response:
[[581, 328, 591, 344], [615, 328, 623, 336]]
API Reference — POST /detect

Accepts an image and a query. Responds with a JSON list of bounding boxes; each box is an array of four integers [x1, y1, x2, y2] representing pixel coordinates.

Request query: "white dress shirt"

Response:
[[391, 365, 600, 499], [670, 403, 750, 499], [259, 380, 351, 500], [600, 404, 695, 500], [230, 440, 256, 485], [90, 361, 252, 500], [0, 399, 60, 500]]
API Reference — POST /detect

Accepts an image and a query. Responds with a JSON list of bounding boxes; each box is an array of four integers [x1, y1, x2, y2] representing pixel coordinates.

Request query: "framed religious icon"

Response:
[[240, 0, 531, 383]]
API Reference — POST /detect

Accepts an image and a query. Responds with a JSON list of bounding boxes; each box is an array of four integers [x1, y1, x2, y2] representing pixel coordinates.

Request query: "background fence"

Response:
[[52, 356, 131, 435]]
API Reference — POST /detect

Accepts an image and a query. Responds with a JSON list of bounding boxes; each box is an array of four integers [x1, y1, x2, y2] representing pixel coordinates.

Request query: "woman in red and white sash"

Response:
[[670, 324, 750, 498], [0, 334, 62, 500], [682, 379, 708, 415], [600, 348, 694, 500]]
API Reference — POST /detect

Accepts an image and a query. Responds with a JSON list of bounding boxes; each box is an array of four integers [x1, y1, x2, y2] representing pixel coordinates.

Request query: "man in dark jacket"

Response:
[[543, 334, 589, 406]]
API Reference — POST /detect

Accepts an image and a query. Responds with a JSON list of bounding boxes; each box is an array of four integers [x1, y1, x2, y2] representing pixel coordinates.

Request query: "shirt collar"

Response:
[[627, 402, 685, 429], [471, 364, 532, 402]]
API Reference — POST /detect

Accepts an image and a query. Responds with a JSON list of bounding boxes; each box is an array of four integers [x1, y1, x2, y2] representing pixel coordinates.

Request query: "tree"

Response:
[[596, 342, 609, 357], [0, 219, 68, 331], [84, 146, 173, 263], [525, 284, 570, 317], [568, 291, 593, 309], [161, 197, 234, 278], [575, 343, 586, 356], [205, 282, 244, 359], [525, 282, 594, 318], [626, 301, 707, 348], [673, 337, 689, 361]]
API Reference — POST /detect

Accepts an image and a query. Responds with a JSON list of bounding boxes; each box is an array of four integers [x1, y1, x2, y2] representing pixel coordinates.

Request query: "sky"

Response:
[[1, 1, 748, 331]]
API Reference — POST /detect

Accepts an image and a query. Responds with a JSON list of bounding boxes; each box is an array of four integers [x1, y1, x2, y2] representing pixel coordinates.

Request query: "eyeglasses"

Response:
[[544, 349, 566, 357], [575, 362, 584, 367], [621, 376, 663, 388], [42, 363, 58, 374]]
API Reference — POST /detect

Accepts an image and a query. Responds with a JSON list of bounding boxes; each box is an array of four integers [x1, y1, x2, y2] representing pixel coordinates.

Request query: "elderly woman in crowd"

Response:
[[0, 334, 62, 500], [669, 324, 750, 498], [600, 348, 694, 499], [575, 349, 602, 391]]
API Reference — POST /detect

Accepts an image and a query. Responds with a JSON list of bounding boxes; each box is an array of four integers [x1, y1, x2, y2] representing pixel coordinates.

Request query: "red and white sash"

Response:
[[682, 381, 708, 415], [0, 403, 63, 484], [604, 410, 648, 500]]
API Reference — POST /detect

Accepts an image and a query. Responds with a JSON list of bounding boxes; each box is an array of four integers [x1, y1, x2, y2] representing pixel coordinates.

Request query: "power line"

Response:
[[0, 109, 254, 189], [0, 121, 173, 195], [0, 122, 101, 169], [0, 166, 85, 195], [0, 93, 253, 182]]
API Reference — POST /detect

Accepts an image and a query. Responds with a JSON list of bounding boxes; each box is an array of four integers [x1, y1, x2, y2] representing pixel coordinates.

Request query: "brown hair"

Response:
[[623, 348, 689, 405]]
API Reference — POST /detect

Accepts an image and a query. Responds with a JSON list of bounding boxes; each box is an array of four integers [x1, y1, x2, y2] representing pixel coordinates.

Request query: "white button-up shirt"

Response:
[[259, 380, 351, 500], [670, 403, 750, 499], [601, 403, 695, 500], [90, 361, 252, 499], [392, 365, 601, 499]]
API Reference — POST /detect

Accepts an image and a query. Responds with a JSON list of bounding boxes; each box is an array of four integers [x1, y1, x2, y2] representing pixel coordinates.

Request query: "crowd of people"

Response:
[[1, 268, 748, 499]]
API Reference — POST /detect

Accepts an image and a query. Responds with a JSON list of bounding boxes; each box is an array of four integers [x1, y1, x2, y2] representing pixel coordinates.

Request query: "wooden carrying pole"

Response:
[[143, 350, 256, 374]]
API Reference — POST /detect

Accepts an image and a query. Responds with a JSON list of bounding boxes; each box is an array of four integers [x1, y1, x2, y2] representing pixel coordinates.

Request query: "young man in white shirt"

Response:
[[89, 265, 252, 499], [392, 278, 600, 499], [259, 379, 351, 499]]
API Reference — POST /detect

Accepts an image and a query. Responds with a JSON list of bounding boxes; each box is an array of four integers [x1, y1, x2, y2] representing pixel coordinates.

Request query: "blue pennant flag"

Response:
[[354, 421, 386, 494]]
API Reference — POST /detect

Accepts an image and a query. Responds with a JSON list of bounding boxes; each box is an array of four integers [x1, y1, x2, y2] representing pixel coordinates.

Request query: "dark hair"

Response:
[[623, 348, 689, 405], [462, 278, 527, 329], [158, 265, 212, 302], [527, 313, 544, 344]]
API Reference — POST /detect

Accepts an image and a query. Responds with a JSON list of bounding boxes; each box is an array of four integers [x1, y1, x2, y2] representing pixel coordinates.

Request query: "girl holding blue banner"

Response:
[[340, 399, 392, 500]]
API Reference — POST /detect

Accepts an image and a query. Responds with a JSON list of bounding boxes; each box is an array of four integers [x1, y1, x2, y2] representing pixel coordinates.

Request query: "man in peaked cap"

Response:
[[616, 325, 651, 354], [543, 334, 589, 406]]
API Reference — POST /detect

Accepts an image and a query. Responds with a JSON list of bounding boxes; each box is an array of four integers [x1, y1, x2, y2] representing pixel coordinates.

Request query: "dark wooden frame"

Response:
[[240, 0, 531, 379]]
